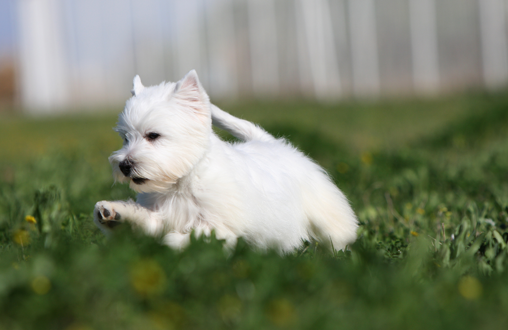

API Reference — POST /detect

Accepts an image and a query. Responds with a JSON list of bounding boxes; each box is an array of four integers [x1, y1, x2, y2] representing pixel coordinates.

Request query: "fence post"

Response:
[[247, 0, 280, 96], [204, 0, 238, 99], [17, 0, 69, 112], [299, 0, 341, 100], [348, 0, 380, 96], [409, 0, 440, 94], [478, 0, 508, 89], [172, 0, 206, 81]]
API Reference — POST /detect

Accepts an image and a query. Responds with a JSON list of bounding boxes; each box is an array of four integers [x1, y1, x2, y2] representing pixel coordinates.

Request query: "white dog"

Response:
[[94, 70, 358, 252]]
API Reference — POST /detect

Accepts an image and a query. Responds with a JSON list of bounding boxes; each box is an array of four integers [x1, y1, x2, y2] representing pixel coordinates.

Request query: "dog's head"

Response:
[[109, 70, 212, 193]]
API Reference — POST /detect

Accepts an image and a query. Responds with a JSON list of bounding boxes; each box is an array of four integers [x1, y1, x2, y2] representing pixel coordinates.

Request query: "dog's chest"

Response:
[[138, 192, 204, 231]]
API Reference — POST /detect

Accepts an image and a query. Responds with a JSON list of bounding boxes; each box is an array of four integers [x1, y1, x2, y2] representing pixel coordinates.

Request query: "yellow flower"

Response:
[[130, 259, 166, 297], [232, 259, 250, 278], [361, 152, 373, 165], [64, 324, 93, 330], [336, 162, 349, 174], [416, 208, 425, 215], [218, 294, 242, 322], [31, 276, 51, 295], [410, 231, 419, 237], [12, 229, 30, 246], [458, 276, 482, 300], [266, 299, 296, 327], [25, 215, 37, 224]]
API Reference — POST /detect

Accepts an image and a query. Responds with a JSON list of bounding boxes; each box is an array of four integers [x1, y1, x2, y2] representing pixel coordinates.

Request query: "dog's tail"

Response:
[[211, 104, 275, 142], [302, 168, 359, 251]]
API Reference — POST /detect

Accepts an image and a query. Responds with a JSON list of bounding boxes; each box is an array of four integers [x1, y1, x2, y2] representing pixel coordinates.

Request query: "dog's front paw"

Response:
[[94, 201, 123, 230]]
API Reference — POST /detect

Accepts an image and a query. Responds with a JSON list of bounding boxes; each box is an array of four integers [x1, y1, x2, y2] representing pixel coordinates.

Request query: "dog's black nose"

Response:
[[119, 159, 133, 176]]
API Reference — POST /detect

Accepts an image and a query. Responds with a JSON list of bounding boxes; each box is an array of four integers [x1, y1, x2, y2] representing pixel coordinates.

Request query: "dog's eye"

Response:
[[146, 132, 160, 141]]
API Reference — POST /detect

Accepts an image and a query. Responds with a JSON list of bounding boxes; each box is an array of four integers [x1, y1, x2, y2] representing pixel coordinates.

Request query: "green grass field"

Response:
[[1, 92, 508, 330]]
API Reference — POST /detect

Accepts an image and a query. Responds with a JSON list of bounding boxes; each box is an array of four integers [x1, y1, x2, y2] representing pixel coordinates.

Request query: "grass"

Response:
[[1, 91, 508, 329]]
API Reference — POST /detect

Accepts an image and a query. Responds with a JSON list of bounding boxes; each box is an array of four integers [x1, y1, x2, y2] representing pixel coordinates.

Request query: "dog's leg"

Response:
[[94, 200, 162, 236], [162, 232, 191, 250], [162, 226, 238, 251]]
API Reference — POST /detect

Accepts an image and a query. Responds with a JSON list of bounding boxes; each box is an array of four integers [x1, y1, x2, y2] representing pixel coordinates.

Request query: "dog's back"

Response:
[[211, 104, 358, 251]]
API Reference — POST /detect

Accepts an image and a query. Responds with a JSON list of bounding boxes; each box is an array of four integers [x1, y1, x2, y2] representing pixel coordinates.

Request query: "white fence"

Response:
[[15, 0, 508, 113]]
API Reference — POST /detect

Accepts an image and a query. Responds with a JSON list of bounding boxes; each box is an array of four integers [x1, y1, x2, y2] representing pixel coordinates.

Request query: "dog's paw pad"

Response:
[[102, 208, 111, 218], [95, 202, 122, 229]]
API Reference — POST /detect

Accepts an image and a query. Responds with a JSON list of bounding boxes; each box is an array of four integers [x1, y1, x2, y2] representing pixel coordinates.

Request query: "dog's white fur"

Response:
[[94, 70, 358, 252]]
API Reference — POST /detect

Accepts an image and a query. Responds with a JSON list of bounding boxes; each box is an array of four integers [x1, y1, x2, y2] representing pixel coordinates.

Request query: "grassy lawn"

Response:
[[1, 91, 508, 329]]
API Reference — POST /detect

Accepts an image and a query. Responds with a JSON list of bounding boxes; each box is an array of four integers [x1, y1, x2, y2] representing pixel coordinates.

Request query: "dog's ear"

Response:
[[172, 70, 210, 117], [131, 75, 145, 96]]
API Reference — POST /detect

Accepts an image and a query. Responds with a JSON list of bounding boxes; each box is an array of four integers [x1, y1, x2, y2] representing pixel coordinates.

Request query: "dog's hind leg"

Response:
[[162, 224, 238, 251], [211, 104, 274, 142], [301, 173, 358, 251], [162, 232, 191, 250]]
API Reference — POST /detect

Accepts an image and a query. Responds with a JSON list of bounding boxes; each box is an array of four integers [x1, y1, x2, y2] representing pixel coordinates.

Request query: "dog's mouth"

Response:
[[131, 177, 148, 185]]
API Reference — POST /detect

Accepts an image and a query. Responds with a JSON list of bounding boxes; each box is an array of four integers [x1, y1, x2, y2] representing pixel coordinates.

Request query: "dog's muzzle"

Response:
[[119, 159, 148, 184]]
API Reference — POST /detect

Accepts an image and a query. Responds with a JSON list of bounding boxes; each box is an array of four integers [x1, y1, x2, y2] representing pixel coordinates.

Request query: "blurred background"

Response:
[[1, 0, 508, 114]]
